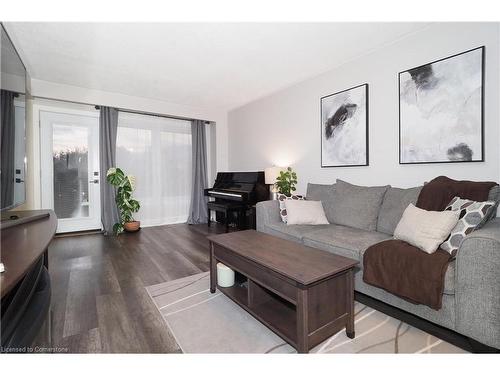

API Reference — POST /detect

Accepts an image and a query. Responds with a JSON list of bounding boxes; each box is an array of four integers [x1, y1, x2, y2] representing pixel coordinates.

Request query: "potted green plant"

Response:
[[106, 167, 141, 235], [275, 167, 298, 196]]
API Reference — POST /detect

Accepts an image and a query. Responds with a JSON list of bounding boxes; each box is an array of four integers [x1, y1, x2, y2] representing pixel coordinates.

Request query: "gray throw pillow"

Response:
[[306, 183, 336, 223], [330, 179, 390, 231], [377, 186, 422, 235], [441, 196, 497, 255]]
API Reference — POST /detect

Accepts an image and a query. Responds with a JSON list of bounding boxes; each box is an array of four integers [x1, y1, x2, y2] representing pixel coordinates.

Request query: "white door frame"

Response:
[[13, 99, 26, 205], [40, 108, 102, 233]]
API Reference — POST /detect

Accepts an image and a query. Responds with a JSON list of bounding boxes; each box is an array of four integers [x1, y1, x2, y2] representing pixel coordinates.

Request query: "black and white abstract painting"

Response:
[[399, 47, 484, 164], [321, 84, 368, 167]]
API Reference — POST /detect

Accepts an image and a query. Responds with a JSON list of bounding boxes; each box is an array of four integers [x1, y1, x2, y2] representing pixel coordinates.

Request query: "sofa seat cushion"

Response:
[[266, 222, 330, 241], [302, 225, 391, 261]]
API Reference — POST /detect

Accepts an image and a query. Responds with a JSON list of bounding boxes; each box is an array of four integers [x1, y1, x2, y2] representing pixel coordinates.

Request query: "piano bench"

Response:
[[207, 202, 249, 233]]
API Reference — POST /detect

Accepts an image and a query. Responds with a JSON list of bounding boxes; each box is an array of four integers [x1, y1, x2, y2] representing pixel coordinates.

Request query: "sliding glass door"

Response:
[[40, 110, 101, 233], [116, 112, 192, 227]]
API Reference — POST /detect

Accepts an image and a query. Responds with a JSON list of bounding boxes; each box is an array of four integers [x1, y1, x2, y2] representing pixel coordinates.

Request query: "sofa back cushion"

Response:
[[377, 186, 422, 235], [330, 179, 389, 231], [306, 183, 336, 222]]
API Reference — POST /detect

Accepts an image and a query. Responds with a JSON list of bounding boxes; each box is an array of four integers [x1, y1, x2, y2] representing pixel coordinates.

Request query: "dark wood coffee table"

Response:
[[208, 230, 359, 353]]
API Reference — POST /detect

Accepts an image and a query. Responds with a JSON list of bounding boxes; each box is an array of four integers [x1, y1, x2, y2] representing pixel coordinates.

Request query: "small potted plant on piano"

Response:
[[106, 167, 141, 235], [275, 167, 297, 197]]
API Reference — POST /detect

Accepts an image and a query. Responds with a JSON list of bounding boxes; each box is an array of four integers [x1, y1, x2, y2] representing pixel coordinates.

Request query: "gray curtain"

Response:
[[99, 107, 120, 235], [1, 90, 15, 208], [187, 120, 209, 224]]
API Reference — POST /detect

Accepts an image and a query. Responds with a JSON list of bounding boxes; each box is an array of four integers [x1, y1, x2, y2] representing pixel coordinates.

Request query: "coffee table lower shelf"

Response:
[[218, 282, 298, 347]]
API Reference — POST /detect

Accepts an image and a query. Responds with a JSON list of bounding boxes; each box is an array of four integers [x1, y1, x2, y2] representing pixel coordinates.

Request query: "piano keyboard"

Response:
[[207, 190, 242, 198]]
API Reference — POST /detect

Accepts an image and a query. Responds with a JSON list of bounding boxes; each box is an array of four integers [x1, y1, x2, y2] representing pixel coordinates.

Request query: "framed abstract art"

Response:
[[399, 46, 484, 164], [321, 83, 368, 167]]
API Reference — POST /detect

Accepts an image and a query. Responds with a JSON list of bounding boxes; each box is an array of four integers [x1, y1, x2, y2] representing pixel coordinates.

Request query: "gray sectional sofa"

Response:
[[256, 181, 500, 349]]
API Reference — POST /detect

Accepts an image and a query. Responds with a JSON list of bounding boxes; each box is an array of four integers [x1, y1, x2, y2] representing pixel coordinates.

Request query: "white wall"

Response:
[[1, 72, 25, 93], [228, 23, 500, 195]]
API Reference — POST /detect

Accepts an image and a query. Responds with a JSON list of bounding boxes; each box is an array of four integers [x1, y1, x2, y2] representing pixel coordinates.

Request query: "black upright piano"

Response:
[[204, 171, 268, 231]]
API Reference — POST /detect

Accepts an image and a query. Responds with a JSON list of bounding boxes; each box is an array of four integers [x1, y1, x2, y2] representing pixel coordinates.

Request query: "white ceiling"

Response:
[[5, 22, 430, 110]]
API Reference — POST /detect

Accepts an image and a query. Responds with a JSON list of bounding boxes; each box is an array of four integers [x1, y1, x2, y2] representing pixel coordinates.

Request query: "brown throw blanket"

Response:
[[363, 240, 451, 310], [363, 176, 497, 310], [416, 175, 497, 211]]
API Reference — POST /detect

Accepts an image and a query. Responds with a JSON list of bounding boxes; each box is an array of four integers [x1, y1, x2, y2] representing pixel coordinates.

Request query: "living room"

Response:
[[1, 1, 499, 373]]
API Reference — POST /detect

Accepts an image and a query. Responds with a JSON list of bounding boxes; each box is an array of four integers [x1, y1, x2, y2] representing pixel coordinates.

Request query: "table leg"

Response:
[[297, 288, 309, 353], [209, 242, 216, 293], [346, 269, 355, 339]]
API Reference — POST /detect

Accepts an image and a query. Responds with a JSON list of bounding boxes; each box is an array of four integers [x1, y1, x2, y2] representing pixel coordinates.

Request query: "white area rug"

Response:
[[146, 272, 466, 354]]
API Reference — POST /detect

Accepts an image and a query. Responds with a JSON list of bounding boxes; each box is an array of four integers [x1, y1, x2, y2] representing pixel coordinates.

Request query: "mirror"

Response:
[[1, 23, 26, 210]]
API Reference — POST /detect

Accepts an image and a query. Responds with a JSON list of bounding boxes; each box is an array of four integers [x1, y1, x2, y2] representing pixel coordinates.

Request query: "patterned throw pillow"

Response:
[[277, 193, 305, 223], [441, 196, 496, 255]]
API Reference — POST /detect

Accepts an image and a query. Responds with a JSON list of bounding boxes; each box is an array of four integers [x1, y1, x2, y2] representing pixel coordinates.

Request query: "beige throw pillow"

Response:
[[285, 200, 329, 225], [277, 193, 305, 223], [393, 204, 459, 254]]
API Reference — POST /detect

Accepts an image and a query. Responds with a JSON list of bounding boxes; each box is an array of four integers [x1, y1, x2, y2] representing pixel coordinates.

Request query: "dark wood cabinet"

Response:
[[1, 210, 57, 349]]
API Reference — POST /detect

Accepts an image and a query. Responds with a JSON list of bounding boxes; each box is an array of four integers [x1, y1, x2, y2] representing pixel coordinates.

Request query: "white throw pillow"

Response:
[[393, 204, 459, 254], [285, 200, 329, 225], [277, 193, 305, 223]]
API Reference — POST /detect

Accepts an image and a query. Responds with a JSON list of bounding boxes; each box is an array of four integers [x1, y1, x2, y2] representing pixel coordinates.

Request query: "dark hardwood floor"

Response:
[[35, 223, 228, 353]]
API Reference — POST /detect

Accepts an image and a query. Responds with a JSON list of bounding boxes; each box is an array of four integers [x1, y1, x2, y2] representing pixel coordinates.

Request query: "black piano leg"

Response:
[[207, 207, 211, 227], [238, 209, 245, 230], [225, 210, 229, 233]]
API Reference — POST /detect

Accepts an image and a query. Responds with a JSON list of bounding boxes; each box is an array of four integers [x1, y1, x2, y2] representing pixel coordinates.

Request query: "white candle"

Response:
[[217, 262, 235, 287]]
